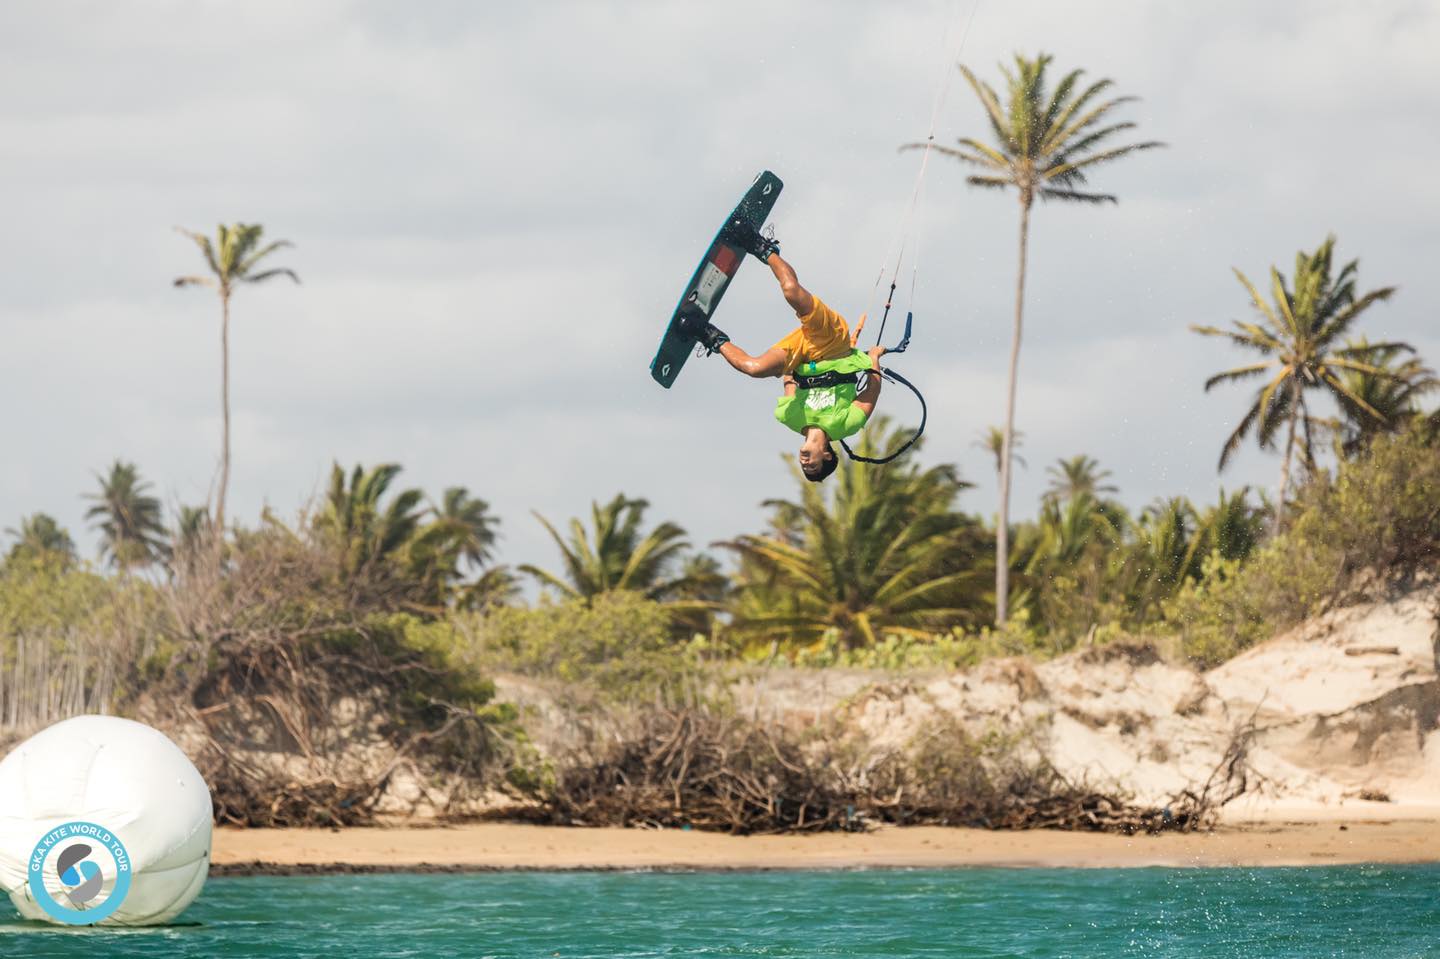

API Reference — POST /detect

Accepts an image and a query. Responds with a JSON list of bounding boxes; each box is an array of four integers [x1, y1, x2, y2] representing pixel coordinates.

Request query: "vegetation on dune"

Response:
[[1165, 426, 1440, 664], [5, 513, 76, 566], [724, 420, 991, 653], [525, 706, 1238, 835], [0, 553, 138, 730]]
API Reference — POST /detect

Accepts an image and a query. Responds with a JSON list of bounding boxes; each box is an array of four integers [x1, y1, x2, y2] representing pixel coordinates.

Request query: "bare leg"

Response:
[[765, 252, 815, 317]]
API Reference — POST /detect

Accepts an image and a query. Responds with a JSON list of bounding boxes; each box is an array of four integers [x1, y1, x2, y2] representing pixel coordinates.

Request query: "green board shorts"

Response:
[[774, 349, 873, 441]]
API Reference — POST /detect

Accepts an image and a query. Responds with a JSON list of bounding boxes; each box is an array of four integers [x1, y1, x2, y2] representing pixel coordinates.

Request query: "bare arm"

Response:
[[853, 346, 886, 418], [719, 342, 787, 378]]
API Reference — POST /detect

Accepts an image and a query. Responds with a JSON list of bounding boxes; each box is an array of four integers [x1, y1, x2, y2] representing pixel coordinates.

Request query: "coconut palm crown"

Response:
[[85, 460, 169, 571], [1191, 236, 1404, 524], [520, 494, 693, 602]]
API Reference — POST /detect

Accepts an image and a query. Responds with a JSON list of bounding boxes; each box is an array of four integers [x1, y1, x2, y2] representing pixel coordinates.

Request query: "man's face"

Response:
[[798, 431, 830, 476]]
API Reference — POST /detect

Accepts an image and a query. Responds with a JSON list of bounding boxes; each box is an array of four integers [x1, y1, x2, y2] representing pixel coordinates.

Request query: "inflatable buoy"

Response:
[[0, 715, 212, 926]]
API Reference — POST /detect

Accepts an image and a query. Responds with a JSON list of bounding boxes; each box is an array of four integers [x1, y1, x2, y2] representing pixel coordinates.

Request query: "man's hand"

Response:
[[867, 345, 887, 371], [782, 373, 798, 397], [850, 313, 868, 347]]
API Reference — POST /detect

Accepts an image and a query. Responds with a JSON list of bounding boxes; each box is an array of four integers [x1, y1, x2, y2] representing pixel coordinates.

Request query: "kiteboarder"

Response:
[[677, 230, 886, 482]]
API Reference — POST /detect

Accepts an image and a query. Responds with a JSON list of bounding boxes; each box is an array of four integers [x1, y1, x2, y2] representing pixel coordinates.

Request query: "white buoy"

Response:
[[0, 715, 212, 926]]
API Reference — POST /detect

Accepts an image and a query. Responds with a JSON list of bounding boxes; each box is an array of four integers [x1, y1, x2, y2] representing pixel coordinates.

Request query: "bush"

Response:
[[449, 591, 719, 706], [1163, 427, 1440, 665], [0, 555, 144, 728]]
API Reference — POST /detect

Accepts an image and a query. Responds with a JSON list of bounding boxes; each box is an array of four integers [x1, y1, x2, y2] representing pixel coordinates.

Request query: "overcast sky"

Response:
[[2, 0, 1437, 578]]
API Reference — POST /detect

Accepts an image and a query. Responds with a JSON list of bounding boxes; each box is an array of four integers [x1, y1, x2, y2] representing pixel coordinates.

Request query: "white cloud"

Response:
[[1, 0, 1437, 573]]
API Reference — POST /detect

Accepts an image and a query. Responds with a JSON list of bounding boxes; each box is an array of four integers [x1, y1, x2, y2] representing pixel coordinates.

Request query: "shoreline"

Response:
[[209, 810, 1440, 875]]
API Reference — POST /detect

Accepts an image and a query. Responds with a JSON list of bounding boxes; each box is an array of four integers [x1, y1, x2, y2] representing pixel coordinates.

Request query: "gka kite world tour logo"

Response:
[[28, 821, 132, 924]]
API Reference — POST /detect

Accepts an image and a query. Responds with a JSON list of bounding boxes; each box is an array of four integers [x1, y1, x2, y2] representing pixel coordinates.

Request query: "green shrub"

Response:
[[1163, 427, 1440, 665], [0, 555, 146, 724], [450, 591, 718, 705]]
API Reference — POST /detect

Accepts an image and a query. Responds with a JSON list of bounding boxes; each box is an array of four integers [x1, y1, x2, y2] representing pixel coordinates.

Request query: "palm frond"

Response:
[[1202, 360, 1276, 392]]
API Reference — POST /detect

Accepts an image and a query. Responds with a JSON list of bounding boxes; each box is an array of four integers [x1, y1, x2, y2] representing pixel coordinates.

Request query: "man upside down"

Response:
[[677, 228, 886, 482]]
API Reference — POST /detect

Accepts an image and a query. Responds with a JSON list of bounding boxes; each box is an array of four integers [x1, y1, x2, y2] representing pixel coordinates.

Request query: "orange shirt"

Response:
[[771, 297, 853, 374]]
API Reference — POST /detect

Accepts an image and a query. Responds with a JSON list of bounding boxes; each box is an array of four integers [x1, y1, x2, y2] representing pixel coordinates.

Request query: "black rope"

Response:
[[875, 277, 898, 347], [841, 311, 925, 465], [840, 366, 927, 465]]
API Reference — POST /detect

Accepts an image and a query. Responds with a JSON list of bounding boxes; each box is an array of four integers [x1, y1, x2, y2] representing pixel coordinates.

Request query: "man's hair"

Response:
[[803, 444, 839, 483]]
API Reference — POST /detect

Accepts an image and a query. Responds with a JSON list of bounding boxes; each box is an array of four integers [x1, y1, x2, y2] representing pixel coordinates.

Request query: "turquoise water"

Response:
[[3, 866, 1438, 958]]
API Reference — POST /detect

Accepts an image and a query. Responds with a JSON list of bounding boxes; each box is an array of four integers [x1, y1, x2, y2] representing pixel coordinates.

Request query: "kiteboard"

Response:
[[650, 170, 783, 388]]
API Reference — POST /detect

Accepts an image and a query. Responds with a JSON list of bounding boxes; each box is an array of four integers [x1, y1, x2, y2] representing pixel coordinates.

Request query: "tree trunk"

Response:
[[217, 289, 231, 535], [1274, 382, 1298, 535], [996, 193, 1033, 627]]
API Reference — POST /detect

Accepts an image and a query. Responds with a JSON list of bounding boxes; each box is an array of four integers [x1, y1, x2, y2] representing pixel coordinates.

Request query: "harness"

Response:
[[793, 370, 858, 390]]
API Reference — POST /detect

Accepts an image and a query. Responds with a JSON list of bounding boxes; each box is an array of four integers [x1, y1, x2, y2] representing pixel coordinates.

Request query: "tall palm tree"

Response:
[[5, 513, 76, 565], [1329, 339, 1437, 457], [907, 52, 1162, 626], [520, 494, 693, 602], [724, 420, 990, 649], [85, 461, 169, 571], [175, 223, 299, 535], [1044, 454, 1118, 503], [1191, 237, 1403, 527]]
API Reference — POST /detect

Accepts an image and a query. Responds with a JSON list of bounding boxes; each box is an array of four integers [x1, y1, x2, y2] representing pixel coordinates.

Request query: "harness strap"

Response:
[[793, 370, 858, 390], [840, 367, 928, 465]]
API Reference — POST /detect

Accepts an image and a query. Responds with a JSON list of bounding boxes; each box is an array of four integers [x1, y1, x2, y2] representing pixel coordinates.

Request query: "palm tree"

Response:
[[5, 513, 76, 565], [1330, 339, 1437, 457], [1013, 490, 1129, 638], [175, 223, 300, 535], [456, 567, 521, 611], [664, 553, 732, 637], [1128, 496, 1201, 618], [1044, 454, 1118, 503], [723, 420, 990, 649], [429, 487, 501, 571], [1022, 491, 1127, 573], [1193, 487, 1263, 563], [169, 504, 213, 572], [907, 53, 1162, 626], [85, 461, 169, 571], [974, 425, 1025, 476], [1191, 236, 1403, 527], [520, 494, 693, 601], [316, 462, 427, 577]]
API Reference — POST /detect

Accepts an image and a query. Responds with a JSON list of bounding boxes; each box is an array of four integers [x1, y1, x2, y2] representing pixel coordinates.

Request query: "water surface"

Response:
[[3, 865, 1437, 958]]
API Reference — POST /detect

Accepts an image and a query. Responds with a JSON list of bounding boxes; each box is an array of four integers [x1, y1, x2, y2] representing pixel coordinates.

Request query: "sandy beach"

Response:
[[209, 805, 1440, 874]]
